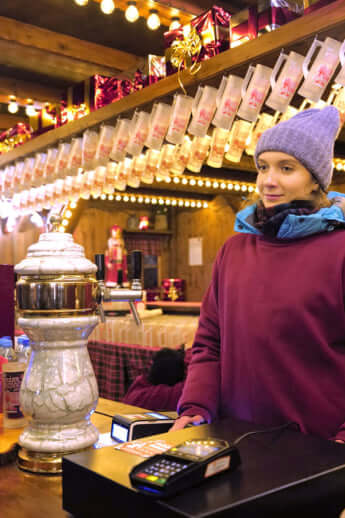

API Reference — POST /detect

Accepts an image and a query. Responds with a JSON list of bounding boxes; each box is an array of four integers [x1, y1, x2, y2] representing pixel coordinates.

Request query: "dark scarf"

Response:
[[254, 200, 318, 238]]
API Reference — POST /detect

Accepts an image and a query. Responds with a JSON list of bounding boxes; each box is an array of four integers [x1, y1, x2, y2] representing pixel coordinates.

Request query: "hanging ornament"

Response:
[[169, 25, 202, 94]]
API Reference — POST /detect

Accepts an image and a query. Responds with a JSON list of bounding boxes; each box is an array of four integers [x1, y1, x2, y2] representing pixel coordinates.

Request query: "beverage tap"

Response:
[[95, 250, 142, 326]]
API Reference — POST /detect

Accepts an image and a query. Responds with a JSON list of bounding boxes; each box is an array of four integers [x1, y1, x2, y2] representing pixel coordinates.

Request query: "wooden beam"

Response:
[[0, 76, 61, 104], [0, 113, 28, 130], [0, 39, 125, 84], [0, 16, 141, 73]]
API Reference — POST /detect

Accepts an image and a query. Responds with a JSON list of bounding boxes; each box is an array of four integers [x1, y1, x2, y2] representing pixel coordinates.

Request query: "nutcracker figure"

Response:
[[105, 225, 128, 285]]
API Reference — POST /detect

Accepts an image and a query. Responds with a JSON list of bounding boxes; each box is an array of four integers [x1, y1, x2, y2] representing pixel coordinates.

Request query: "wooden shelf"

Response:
[[1, 0, 345, 169], [123, 229, 172, 235]]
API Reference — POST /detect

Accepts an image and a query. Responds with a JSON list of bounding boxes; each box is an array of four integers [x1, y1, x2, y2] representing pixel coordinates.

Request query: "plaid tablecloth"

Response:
[[88, 340, 161, 401]]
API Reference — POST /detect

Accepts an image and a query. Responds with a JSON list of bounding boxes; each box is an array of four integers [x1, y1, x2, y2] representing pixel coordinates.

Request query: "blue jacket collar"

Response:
[[234, 191, 345, 239]]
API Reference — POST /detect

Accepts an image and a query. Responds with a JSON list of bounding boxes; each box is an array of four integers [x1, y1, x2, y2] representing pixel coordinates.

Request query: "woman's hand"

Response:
[[170, 415, 205, 431]]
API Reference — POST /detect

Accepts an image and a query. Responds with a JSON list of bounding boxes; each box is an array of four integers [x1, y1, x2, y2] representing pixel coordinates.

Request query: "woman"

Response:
[[172, 106, 345, 443]]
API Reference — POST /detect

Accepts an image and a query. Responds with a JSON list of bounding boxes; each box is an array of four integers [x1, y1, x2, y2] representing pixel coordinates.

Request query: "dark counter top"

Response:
[[63, 417, 345, 517]]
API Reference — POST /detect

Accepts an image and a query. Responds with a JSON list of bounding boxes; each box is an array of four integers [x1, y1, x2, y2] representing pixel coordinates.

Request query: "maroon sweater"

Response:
[[178, 231, 345, 442]]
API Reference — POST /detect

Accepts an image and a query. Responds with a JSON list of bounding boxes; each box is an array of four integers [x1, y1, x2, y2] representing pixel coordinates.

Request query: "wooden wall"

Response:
[[0, 197, 237, 302], [171, 195, 237, 301], [0, 217, 42, 266], [72, 205, 171, 284]]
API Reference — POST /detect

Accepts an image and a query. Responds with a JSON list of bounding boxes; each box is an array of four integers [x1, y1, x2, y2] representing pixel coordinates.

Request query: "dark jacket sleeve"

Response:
[[122, 375, 185, 411], [177, 249, 223, 423]]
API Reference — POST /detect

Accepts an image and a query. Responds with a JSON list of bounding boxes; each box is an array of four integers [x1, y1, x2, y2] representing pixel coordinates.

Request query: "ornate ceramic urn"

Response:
[[15, 216, 142, 474], [15, 217, 100, 473]]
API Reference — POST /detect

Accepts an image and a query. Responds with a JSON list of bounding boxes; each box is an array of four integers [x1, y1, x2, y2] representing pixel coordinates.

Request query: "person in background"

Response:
[[123, 347, 192, 411], [172, 106, 345, 444]]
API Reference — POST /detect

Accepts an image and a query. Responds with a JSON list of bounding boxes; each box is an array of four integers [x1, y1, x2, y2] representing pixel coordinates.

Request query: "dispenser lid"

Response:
[[15, 220, 97, 276]]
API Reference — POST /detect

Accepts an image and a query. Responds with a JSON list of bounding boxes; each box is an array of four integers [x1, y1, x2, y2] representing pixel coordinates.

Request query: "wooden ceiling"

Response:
[[0, 0, 257, 131]]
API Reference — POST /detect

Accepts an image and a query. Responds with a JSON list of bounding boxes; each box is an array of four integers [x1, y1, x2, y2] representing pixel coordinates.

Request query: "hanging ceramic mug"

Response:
[[166, 94, 194, 145], [187, 135, 211, 173], [146, 102, 172, 150], [298, 36, 341, 103], [266, 50, 305, 113], [188, 85, 218, 137], [334, 39, 345, 87], [237, 64, 273, 122], [170, 135, 193, 176], [126, 111, 150, 157], [225, 120, 252, 163], [110, 119, 131, 162], [157, 144, 175, 181], [213, 74, 243, 130], [207, 127, 230, 168], [245, 113, 276, 156]]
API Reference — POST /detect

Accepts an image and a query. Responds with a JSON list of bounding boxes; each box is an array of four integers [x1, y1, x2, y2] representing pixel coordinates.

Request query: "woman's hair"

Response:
[[148, 347, 186, 386]]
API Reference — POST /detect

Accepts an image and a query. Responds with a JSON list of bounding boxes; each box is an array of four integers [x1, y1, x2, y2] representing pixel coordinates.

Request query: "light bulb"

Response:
[[169, 16, 180, 31], [8, 97, 18, 114], [25, 101, 36, 117], [74, 0, 88, 5], [125, 1, 139, 22], [100, 0, 115, 14], [147, 9, 160, 30]]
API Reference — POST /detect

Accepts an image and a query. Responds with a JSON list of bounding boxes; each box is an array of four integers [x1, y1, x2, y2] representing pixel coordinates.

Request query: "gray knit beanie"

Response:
[[254, 106, 340, 190]]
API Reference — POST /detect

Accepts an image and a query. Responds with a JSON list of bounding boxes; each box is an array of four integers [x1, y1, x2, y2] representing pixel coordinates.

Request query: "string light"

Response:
[[74, 0, 88, 5], [65, 210, 73, 218], [173, 177, 180, 184], [169, 16, 181, 30], [8, 96, 18, 114], [103, 191, 209, 209], [25, 100, 36, 117], [100, 0, 115, 14], [147, 9, 160, 30], [70, 201, 77, 209], [125, 1, 139, 22], [100, 193, 106, 200]]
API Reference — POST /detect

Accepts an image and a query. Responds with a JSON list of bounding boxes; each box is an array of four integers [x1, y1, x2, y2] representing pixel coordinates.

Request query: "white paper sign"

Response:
[[189, 237, 203, 266]]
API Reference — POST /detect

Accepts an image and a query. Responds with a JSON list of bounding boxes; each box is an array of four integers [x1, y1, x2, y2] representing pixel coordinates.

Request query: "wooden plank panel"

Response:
[[1, 0, 345, 169], [0, 16, 141, 72], [0, 76, 62, 104], [0, 40, 122, 84], [173, 195, 236, 300], [0, 113, 28, 130]]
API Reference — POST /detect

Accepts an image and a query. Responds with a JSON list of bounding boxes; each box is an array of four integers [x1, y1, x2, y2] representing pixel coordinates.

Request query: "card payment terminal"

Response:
[[130, 438, 241, 498], [111, 411, 176, 442]]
